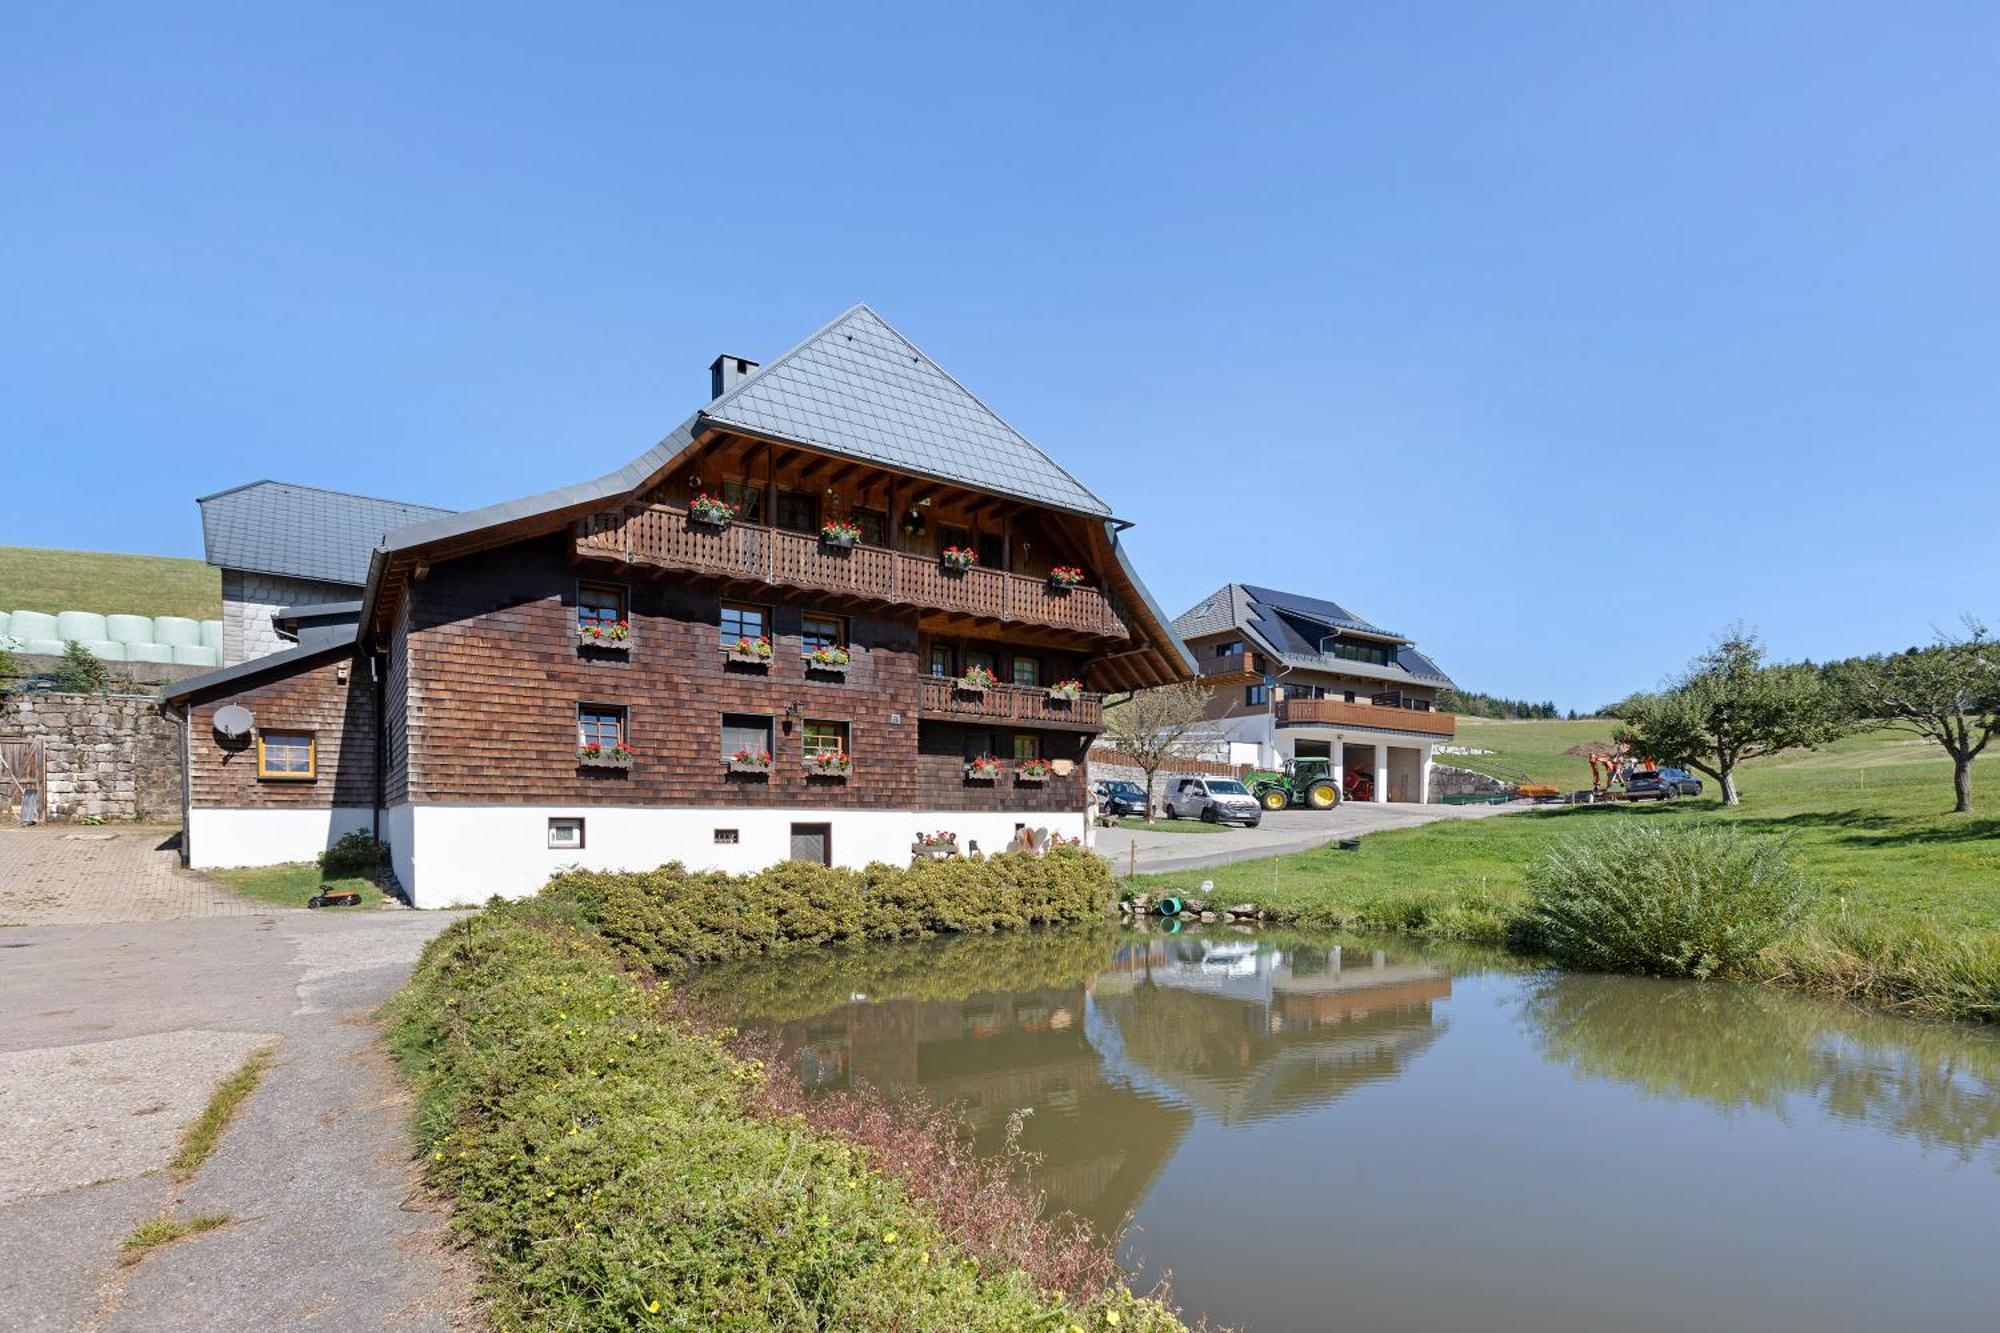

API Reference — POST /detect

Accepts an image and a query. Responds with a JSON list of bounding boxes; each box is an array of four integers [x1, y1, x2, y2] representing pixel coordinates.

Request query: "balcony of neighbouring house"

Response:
[[577, 505, 1131, 642], [918, 675, 1105, 731], [1275, 696, 1457, 738], [1196, 647, 1267, 684]]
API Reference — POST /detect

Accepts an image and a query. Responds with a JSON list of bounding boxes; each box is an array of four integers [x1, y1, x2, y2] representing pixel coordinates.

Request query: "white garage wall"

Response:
[[187, 806, 374, 868]]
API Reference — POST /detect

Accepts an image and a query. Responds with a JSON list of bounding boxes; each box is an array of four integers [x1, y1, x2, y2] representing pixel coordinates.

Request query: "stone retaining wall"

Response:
[[1426, 762, 1512, 803], [0, 692, 181, 822]]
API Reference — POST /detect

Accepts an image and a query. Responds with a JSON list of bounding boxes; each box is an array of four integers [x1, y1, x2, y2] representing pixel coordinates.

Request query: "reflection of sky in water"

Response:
[[720, 930, 2000, 1333]]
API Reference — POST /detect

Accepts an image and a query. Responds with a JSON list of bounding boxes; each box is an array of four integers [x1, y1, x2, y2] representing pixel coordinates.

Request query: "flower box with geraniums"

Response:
[[687, 493, 737, 529], [956, 664, 996, 695], [964, 754, 1003, 783], [912, 830, 958, 860], [940, 545, 977, 573], [1047, 565, 1086, 592], [577, 619, 631, 650], [724, 635, 775, 667], [802, 750, 852, 780], [1017, 758, 1054, 784], [577, 743, 633, 770], [820, 519, 861, 549], [726, 748, 772, 776], [804, 645, 850, 676], [1046, 678, 1083, 705]]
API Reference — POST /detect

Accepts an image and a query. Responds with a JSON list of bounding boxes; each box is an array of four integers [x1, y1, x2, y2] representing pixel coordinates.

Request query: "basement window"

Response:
[[256, 729, 316, 780], [548, 818, 585, 850], [714, 828, 740, 845]]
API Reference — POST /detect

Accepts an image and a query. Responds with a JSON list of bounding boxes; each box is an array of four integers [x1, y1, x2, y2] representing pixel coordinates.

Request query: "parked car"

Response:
[[1093, 779, 1148, 819], [1624, 770, 1679, 801], [1162, 775, 1262, 826], [1657, 767, 1704, 797]]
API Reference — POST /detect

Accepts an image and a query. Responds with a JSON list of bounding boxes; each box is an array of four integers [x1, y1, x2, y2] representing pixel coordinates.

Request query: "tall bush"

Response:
[[1510, 821, 1814, 978]]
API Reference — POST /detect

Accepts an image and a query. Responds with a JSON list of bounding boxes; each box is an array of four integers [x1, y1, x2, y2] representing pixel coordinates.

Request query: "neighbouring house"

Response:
[[198, 480, 452, 664], [1173, 584, 1456, 803], [161, 305, 1194, 906]]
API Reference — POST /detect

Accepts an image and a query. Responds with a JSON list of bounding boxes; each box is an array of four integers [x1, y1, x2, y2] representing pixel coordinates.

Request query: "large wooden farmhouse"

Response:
[[162, 306, 1193, 906]]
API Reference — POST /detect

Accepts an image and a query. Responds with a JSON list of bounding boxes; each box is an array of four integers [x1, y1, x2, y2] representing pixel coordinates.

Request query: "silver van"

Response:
[[1162, 775, 1262, 826]]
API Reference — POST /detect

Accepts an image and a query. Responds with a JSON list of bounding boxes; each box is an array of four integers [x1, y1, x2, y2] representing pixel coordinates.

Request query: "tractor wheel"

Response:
[[1305, 779, 1339, 810], [1258, 786, 1288, 812]]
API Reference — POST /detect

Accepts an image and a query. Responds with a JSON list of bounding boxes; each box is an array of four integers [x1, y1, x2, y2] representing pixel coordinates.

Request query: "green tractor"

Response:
[[1244, 757, 1341, 812]]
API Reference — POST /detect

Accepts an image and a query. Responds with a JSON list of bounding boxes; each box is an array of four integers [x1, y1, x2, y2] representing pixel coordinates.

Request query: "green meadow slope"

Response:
[[0, 545, 220, 621]]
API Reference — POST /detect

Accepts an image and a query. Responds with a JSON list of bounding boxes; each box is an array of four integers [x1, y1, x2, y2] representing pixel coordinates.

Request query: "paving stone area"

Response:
[[1093, 799, 1537, 875], [0, 826, 264, 926]]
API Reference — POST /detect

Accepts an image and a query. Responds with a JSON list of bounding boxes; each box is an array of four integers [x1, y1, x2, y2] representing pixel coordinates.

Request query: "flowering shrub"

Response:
[[958, 664, 996, 691], [804, 749, 852, 776], [964, 754, 1003, 780], [820, 519, 862, 545], [915, 830, 958, 848], [1048, 565, 1085, 587], [688, 492, 737, 524], [1017, 758, 1054, 782], [941, 545, 977, 570], [577, 742, 634, 765], [1047, 678, 1083, 702], [807, 645, 851, 667], [728, 748, 773, 770], [726, 635, 775, 660], [578, 618, 630, 643]]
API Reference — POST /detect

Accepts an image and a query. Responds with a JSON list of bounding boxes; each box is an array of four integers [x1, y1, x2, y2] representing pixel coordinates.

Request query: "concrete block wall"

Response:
[[221, 570, 357, 664]]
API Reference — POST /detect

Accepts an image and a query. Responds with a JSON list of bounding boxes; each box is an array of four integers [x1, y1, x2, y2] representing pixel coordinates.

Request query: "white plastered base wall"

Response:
[[187, 806, 375, 869], [384, 805, 1091, 910]]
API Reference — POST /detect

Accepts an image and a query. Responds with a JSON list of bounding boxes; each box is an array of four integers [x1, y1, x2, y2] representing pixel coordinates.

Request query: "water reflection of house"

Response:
[[1089, 940, 1451, 1126]]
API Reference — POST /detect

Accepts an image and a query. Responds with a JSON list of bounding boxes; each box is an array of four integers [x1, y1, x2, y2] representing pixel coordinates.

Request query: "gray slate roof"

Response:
[[1174, 582, 1453, 686], [199, 481, 453, 586], [701, 305, 1112, 517]]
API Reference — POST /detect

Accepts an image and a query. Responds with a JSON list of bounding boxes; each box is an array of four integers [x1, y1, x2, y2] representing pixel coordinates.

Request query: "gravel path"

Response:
[[1093, 800, 1538, 875]]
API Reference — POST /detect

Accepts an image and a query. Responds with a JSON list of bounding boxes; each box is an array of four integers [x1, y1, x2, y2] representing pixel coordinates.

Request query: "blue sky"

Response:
[[4, 4, 1994, 709]]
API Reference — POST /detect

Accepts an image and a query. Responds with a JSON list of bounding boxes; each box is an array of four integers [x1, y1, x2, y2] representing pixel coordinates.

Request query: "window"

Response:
[[1245, 685, 1269, 707], [719, 602, 769, 647], [1011, 656, 1040, 687], [548, 817, 585, 850], [578, 583, 625, 631], [1013, 734, 1041, 760], [256, 729, 315, 779], [939, 524, 971, 557], [854, 508, 888, 547], [964, 649, 995, 676], [927, 644, 953, 677], [1326, 638, 1392, 667], [1343, 690, 1357, 704], [577, 705, 625, 749], [1214, 640, 1243, 658], [714, 828, 739, 845], [802, 613, 845, 656], [776, 489, 819, 534], [722, 713, 773, 761], [1283, 684, 1325, 701], [721, 481, 764, 524], [962, 730, 1000, 762], [802, 720, 849, 758], [977, 533, 1005, 568]]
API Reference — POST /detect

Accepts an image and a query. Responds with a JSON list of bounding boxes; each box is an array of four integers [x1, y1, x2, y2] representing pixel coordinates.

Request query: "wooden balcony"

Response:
[[1198, 648, 1266, 684], [1275, 697, 1456, 738], [578, 505, 1130, 642], [919, 676, 1105, 731]]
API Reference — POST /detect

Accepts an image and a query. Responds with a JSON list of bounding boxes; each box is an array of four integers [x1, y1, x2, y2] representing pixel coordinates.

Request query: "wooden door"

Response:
[[789, 822, 831, 865]]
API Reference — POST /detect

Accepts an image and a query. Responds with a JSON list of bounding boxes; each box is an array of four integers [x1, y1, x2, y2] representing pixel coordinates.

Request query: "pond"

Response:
[[691, 927, 2000, 1333]]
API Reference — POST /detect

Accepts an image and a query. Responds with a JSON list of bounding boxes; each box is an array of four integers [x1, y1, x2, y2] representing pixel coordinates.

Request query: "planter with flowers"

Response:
[[1046, 678, 1083, 705], [940, 545, 977, 573], [802, 750, 852, 780], [578, 619, 631, 650], [964, 754, 1003, 783], [1047, 565, 1086, 591], [1017, 758, 1054, 784], [805, 644, 850, 676], [726, 748, 772, 776], [820, 519, 861, 549], [688, 493, 737, 529], [577, 743, 634, 770], [912, 830, 959, 859], [724, 635, 775, 668], [956, 664, 996, 695]]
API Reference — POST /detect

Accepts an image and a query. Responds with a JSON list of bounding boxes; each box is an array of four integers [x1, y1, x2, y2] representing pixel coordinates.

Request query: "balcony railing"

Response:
[[578, 505, 1130, 641], [1275, 697, 1456, 738], [919, 676, 1104, 730], [1198, 648, 1265, 682]]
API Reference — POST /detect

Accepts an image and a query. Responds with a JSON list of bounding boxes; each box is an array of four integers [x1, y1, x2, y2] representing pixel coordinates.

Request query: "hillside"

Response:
[[0, 545, 220, 621]]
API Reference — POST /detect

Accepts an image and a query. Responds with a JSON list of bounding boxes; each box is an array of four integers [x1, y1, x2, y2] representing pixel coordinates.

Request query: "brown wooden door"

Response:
[[1, 738, 45, 822], [789, 822, 831, 865]]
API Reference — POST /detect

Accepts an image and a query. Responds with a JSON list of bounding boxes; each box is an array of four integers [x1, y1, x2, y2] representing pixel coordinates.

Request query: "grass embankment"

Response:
[[212, 863, 391, 909], [1143, 724, 2000, 1021], [0, 545, 220, 620], [386, 851, 1190, 1333]]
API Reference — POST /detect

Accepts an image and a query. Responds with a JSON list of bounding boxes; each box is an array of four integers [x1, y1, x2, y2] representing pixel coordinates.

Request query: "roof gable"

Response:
[[199, 480, 453, 586], [700, 305, 1112, 517], [1171, 582, 1452, 687]]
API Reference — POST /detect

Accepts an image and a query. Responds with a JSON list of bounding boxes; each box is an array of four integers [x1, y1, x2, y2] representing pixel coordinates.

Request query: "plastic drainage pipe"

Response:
[[1153, 896, 1184, 917]]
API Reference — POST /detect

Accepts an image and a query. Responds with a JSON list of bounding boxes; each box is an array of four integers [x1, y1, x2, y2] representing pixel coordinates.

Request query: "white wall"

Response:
[[381, 801, 416, 896], [397, 805, 1090, 910], [187, 806, 374, 868]]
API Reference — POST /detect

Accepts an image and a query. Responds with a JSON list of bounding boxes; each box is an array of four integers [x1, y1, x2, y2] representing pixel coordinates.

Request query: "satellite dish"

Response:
[[213, 704, 254, 739]]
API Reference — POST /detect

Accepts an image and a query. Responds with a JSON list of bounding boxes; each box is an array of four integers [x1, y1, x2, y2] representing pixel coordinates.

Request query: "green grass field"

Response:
[[0, 545, 220, 621], [1145, 723, 2000, 934], [211, 863, 389, 909]]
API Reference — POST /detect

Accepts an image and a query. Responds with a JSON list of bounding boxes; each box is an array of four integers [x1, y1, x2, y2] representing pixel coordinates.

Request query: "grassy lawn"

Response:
[[1437, 716, 1625, 788], [1143, 725, 2000, 935], [1113, 817, 1231, 834], [210, 862, 390, 909], [0, 545, 220, 620]]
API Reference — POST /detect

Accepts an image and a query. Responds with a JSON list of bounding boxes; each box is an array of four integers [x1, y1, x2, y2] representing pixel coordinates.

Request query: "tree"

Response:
[[1614, 628, 1846, 806], [49, 641, 109, 694], [1836, 618, 2000, 814], [1099, 681, 1214, 820]]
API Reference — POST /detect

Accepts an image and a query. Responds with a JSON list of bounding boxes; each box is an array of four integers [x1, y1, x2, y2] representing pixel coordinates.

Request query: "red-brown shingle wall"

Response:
[[914, 723, 1088, 813], [186, 655, 375, 808]]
